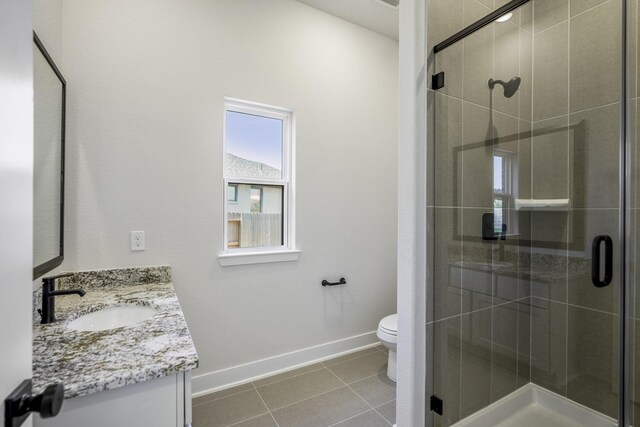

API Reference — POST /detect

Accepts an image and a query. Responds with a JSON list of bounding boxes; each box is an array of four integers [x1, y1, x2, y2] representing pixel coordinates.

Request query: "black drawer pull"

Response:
[[592, 235, 613, 288]]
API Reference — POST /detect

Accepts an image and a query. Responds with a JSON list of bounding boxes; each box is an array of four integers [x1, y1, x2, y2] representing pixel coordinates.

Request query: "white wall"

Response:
[[57, 0, 398, 391], [397, 0, 427, 424], [34, 0, 63, 63], [0, 0, 33, 425]]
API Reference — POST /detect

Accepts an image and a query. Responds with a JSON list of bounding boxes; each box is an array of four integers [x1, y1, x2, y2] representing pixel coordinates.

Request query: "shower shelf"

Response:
[[515, 199, 570, 211]]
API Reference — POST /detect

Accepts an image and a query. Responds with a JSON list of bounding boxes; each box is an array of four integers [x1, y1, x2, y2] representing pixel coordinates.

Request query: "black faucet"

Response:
[[39, 273, 85, 324]]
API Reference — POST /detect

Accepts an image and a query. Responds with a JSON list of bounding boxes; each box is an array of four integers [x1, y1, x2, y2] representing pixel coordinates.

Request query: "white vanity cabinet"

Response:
[[32, 268, 198, 427], [447, 263, 569, 389], [34, 371, 192, 427]]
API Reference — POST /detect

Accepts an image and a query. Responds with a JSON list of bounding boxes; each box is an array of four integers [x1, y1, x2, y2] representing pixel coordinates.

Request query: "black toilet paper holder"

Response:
[[322, 278, 346, 287]]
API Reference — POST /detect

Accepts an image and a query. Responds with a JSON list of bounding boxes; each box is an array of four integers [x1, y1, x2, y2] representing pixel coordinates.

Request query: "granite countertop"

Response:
[[32, 266, 198, 399]]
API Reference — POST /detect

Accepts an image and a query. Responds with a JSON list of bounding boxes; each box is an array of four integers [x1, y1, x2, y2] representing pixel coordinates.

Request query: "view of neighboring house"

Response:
[[225, 152, 281, 180], [225, 153, 283, 248]]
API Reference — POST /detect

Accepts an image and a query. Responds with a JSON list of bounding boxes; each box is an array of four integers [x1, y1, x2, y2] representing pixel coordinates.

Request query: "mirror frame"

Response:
[[451, 121, 586, 250], [33, 31, 66, 280]]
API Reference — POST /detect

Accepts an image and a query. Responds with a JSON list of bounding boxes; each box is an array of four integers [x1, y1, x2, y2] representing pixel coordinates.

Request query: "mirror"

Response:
[[451, 121, 587, 250], [33, 32, 65, 279]]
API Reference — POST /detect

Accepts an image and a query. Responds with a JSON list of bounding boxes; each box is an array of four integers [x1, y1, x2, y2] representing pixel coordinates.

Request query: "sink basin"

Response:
[[68, 305, 156, 332]]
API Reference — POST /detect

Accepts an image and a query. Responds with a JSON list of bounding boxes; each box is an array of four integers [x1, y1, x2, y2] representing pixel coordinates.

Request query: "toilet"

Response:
[[377, 313, 397, 381]]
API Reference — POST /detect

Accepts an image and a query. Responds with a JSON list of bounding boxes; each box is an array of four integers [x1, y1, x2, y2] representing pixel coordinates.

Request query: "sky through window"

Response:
[[226, 111, 283, 171]]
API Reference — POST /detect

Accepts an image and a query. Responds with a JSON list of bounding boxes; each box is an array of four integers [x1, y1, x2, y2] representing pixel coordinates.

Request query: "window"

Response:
[[493, 151, 518, 236], [227, 184, 238, 203], [220, 98, 297, 265]]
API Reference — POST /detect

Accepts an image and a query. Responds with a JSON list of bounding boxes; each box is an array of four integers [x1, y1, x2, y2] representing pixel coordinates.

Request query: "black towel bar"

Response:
[[322, 278, 346, 287]]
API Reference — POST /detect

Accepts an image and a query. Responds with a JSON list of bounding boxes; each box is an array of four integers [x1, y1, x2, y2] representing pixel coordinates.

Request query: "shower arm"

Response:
[[488, 78, 504, 89]]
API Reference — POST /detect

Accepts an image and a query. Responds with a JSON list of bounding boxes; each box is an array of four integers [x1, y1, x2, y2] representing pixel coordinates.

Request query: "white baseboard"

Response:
[[192, 331, 379, 397]]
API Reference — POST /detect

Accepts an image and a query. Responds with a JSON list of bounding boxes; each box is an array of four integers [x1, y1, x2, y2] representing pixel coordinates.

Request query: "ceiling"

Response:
[[296, 0, 399, 41]]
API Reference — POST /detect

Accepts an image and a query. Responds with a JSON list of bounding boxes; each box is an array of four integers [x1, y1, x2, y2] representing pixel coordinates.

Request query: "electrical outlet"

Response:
[[130, 231, 145, 251]]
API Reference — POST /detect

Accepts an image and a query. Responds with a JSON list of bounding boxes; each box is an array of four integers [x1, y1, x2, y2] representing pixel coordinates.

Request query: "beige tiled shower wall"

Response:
[[426, 0, 626, 426], [528, 0, 622, 421]]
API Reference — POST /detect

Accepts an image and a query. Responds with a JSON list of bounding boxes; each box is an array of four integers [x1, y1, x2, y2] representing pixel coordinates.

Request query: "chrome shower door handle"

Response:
[[592, 235, 613, 288]]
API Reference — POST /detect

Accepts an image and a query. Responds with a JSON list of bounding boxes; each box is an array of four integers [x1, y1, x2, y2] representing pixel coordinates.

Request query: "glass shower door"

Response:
[[427, 0, 625, 425]]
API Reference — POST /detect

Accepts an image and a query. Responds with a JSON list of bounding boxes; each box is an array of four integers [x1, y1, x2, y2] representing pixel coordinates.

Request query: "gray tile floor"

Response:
[[193, 345, 396, 427]]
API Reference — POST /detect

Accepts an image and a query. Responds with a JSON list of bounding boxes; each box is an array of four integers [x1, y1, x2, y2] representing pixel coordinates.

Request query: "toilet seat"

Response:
[[378, 314, 397, 335]]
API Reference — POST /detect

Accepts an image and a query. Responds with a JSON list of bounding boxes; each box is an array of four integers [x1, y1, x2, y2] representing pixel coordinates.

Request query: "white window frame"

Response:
[[493, 150, 519, 237], [219, 98, 299, 266]]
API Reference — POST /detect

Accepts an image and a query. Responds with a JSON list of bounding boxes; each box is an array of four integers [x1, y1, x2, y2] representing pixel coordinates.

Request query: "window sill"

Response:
[[218, 249, 301, 266]]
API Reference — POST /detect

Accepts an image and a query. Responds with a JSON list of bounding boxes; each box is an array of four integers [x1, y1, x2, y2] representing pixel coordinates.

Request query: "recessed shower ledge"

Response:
[[218, 249, 301, 266]]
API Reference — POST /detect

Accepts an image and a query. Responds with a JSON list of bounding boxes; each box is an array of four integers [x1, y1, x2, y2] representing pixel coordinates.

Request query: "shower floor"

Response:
[[451, 383, 616, 427], [493, 405, 593, 427]]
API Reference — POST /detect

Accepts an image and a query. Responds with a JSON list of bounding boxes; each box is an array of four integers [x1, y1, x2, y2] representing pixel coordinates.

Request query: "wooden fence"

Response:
[[227, 212, 282, 248]]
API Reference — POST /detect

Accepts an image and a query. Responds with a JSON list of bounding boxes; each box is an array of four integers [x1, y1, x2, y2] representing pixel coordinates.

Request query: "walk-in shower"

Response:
[[426, 0, 634, 425]]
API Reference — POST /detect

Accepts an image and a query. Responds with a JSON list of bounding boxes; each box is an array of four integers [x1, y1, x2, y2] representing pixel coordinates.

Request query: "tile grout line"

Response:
[[434, 76, 621, 125], [346, 386, 392, 425], [632, 2, 638, 419], [253, 365, 326, 389], [256, 346, 381, 389], [323, 347, 381, 363], [565, 0, 571, 398], [490, 9, 496, 405], [196, 364, 386, 425], [516, 8, 523, 390], [433, 90, 525, 121], [427, 296, 531, 325], [376, 397, 397, 407], [192, 387, 257, 408], [372, 397, 398, 425], [533, 0, 613, 38], [324, 365, 391, 425], [437, 59, 598, 122], [373, 345, 388, 354], [528, 0, 535, 388], [196, 348, 383, 405], [257, 382, 347, 413], [345, 370, 395, 388], [326, 409, 374, 427], [199, 351, 393, 425], [194, 364, 327, 406], [531, 295, 619, 317], [460, 7, 467, 417], [532, 100, 621, 124], [327, 407, 392, 427], [225, 411, 273, 427], [472, 0, 492, 16], [252, 382, 280, 427], [194, 365, 326, 407], [427, 205, 621, 211], [322, 349, 383, 369], [193, 352, 388, 427]]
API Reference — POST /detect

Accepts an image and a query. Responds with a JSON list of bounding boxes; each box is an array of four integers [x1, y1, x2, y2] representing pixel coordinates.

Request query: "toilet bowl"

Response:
[[377, 313, 397, 381]]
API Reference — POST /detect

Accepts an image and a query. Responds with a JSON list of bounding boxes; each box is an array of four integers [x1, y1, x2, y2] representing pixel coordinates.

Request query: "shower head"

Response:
[[488, 77, 521, 98]]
